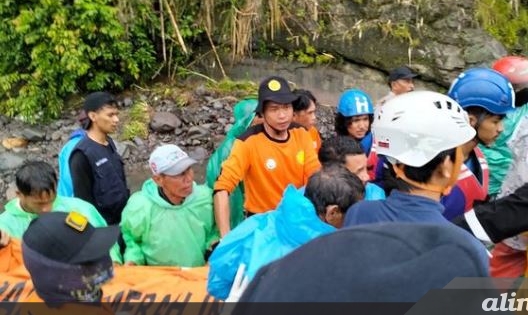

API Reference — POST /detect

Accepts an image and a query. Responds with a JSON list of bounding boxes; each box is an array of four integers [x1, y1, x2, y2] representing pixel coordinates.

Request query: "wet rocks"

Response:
[[0, 82, 337, 203], [150, 112, 182, 132]]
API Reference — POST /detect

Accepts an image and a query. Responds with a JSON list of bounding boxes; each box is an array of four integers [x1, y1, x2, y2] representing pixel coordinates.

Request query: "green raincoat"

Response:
[[0, 195, 122, 263], [479, 105, 528, 196], [120, 179, 218, 267], [206, 98, 257, 229]]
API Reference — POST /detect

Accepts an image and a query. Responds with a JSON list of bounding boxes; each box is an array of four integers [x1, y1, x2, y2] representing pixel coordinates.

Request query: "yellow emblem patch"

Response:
[[268, 79, 281, 91], [65, 211, 88, 232], [296, 150, 305, 165]]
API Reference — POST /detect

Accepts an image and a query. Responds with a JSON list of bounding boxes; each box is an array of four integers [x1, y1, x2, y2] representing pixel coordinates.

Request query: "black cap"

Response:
[[388, 66, 418, 83], [256, 76, 299, 114], [83, 92, 117, 112], [23, 211, 119, 264]]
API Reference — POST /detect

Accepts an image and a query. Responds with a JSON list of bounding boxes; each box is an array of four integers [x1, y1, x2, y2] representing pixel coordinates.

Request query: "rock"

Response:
[[224, 124, 233, 133], [51, 130, 63, 141], [123, 97, 134, 107], [2, 137, 28, 149], [5, 182, 17, 200], [191, 139, 201, 146], [160, 99, 175, 108], [0, 152, 25, 172], [217, 118, 228, 125], [266, 0, 508, 87], [188, 147, 209, 162], [463, 34, 507, 64], [115, 141, 131, 159], [201, 123, 213, 130], [150, 112, 182, 132], [319, 125, 330, 138], [174, 128, 184, 136], [52, 121, 63, 129], [212, 101, 224, 110], [133, 136, 145, 147], [187, 126, 210, 140], [209, 123, 220, 130], [195, 84, 207, 96], [21, 128, 46, 142]]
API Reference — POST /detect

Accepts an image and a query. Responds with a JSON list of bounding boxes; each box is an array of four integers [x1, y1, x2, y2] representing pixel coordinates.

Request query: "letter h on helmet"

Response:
[[337, 89, 374, 117]]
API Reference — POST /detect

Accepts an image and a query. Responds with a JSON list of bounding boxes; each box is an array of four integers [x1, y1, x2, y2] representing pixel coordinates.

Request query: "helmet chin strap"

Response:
[[472, 112, 489, 146], [392, 147, 463, 196]]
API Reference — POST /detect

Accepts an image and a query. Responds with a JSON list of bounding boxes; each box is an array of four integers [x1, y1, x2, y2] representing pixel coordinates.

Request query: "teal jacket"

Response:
[[480, 105, 528, 196], [0, 195, 122, 263], [366, 182, 385, 200], [120, 179, 218, 267], [57, 128, 86, 197]]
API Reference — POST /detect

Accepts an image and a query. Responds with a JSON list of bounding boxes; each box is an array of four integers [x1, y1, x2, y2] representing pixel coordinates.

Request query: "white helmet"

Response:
[[373, 91, 476, 167]]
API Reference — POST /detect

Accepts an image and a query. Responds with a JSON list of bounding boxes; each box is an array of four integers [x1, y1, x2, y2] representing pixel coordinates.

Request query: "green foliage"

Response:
[[0, 0, 157, 123], [286, 36, 335, 65], [475, 0, 528, 51], [380, 21, 420, 47], [207, 78, 257, 97], [120, 100, 150, 140]]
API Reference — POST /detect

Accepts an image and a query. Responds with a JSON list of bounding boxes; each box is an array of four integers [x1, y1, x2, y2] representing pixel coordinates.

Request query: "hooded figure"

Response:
[[206, 98, 258, 229]]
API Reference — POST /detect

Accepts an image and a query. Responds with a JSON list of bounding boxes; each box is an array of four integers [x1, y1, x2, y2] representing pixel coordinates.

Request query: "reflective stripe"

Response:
[[464, 209, 492, 243]]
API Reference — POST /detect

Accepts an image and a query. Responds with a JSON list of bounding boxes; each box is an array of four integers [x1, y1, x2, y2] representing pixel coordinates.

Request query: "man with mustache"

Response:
[[120, 144, 219, 267], [376, 65, 418, 107]]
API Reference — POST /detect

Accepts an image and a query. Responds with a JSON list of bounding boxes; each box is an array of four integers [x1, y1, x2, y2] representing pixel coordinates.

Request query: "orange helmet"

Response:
[[492, 56, 528, 85]]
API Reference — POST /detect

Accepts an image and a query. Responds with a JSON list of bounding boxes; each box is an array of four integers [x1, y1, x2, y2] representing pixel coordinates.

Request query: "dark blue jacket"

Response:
[[344, 190, 447, 226]]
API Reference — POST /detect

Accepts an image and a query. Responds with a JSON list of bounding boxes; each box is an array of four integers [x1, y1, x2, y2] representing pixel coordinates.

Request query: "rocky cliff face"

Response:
[[246, 0, 507, 87]]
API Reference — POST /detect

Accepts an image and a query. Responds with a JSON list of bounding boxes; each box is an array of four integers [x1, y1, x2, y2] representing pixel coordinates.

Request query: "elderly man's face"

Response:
[[154, 167, 194, 204]]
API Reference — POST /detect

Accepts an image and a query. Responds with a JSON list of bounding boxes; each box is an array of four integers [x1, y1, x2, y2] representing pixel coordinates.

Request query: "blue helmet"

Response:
[[337, 89, 374, 117], [447, 68, 515, 115]]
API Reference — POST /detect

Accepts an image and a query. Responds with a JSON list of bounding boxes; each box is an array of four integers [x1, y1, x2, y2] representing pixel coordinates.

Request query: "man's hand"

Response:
[[0, 230, 10, 248]]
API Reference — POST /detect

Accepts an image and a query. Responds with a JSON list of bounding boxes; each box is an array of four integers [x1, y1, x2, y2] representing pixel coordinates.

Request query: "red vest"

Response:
[[457, 147, 489, 211]]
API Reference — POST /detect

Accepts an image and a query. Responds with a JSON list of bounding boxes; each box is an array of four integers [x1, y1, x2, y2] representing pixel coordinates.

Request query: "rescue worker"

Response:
[[334, 88, 377, 179], [442, 67, 515, 220], [213, 76, 320, 237]]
